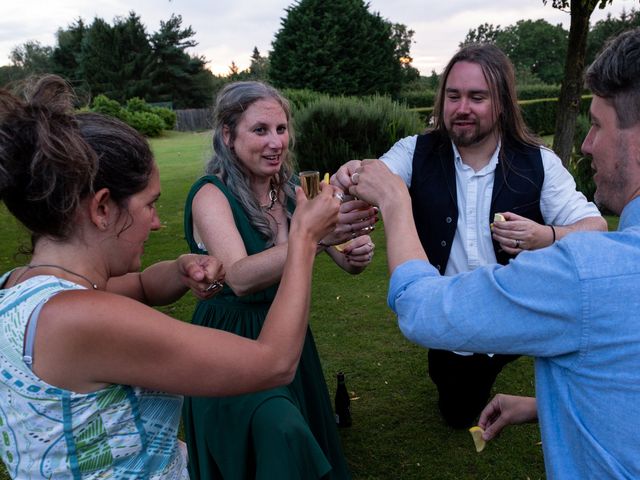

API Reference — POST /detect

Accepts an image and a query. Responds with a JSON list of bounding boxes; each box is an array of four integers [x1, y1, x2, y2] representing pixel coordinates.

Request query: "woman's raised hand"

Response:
[[291, 183, 342, 244]]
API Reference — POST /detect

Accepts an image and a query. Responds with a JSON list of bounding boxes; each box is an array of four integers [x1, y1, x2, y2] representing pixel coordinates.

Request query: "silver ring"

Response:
[[351, 232, 357, 239], [205, 280, 224, 292], [351, 172, 360, 184], [515, 239, 521, 248], [334, 192, 345, 202]]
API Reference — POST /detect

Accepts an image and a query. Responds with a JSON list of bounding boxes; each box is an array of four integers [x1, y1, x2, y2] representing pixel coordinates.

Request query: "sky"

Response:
[[1, 0, 638, 76]]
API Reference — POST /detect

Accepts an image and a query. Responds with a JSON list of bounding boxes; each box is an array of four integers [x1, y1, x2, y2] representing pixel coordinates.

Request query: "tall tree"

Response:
[[389, 23, 420, 83], [248, 47, 269, 81], [269, 0, 402, 96], [498, 20, 568, 84], [461, 23, 503, 45], [52, 19, 86, 83], [0, 66, 26, 87], [544, 0, 613, 167], [587, 8, 640, 62], [79, 13, 152, 102], [148, 14, 213, 108], [10, 41, 54, 74], [462, 20, 567, 84]]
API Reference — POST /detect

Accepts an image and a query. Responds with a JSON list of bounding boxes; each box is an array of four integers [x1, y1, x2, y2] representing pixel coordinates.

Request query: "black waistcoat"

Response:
[[409, 132, 545, 274]]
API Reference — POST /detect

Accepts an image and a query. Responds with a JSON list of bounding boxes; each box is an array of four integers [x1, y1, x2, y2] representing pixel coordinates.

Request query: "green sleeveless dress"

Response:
[[182, 175, 351, 480]]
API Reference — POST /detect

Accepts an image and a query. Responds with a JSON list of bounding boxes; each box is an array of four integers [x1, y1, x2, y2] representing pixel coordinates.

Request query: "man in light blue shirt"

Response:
[[338, 28, 640, 478]]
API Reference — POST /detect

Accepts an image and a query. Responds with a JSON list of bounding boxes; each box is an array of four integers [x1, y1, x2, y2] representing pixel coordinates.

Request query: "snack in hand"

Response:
[[334, 241, 350, 253], [494, 213, 506, 222], [469, 426, 486, 452], [324, 172, 330, 184]]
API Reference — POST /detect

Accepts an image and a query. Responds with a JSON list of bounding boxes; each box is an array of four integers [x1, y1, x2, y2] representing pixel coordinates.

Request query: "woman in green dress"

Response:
[[183, 81, 377, 479]]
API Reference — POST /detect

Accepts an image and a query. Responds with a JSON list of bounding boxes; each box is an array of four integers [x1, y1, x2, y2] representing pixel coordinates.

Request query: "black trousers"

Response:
[[428, 349, 520, 429]]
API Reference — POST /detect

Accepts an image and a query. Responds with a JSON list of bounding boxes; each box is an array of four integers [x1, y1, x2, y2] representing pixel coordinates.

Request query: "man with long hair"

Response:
[[334, 43, 606, 428]]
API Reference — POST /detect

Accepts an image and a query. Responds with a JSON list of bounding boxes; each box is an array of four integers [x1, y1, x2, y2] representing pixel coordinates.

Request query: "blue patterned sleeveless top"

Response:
[[0, 271, 188, 479]]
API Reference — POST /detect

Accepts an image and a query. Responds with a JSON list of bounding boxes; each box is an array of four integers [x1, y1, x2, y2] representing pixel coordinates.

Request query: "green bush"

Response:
[[569, 113, 596, 201], [91, 94, 126, 119], [293, 95, 424, 173], [519, 95, 592, 136], [152, 107, 177, 130], [126, 111, 165, 137], [125, 97, 149, 113], [90, 95, 172, 137], [516, 84, 562, 100], [396, 89, 437, 108], [126, 97, 177, 130], [283, 88, 331, 113], [519, 98, 558, 135]]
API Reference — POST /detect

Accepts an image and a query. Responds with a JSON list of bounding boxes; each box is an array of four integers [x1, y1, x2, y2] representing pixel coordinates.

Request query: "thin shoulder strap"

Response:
[[22, 299, 48, 370]]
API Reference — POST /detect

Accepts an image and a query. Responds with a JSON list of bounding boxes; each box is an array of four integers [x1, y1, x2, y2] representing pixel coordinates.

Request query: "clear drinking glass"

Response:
[[299, 170, 320, 198]]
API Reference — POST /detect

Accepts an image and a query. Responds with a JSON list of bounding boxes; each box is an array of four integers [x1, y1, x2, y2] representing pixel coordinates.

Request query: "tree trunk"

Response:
[[552, 0, 596, 167]]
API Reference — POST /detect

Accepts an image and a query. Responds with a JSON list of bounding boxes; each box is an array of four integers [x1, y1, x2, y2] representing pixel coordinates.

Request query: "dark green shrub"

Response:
[[126, 97, 176, 130], [125, 97, 149, 113], [520, 98, 558, 135], [396, 89, 437, 108], [90, 94, 169, 137], [91, 94, 125, 119], [519, 95, 592, 136], [516, 84, 561, 100], [151, 106, 177, 130], [283, 88, 331, 113], [293, 95, 424, 173], [569, 114, 596, 201], [126, 111, 165, 137]]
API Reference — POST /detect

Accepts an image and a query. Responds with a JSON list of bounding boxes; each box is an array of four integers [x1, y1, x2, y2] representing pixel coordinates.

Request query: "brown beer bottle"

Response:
[[335, 372, 352, 427]]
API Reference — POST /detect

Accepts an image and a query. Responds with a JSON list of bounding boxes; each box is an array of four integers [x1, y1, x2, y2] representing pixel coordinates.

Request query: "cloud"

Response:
[[0, 0, 635, 74]]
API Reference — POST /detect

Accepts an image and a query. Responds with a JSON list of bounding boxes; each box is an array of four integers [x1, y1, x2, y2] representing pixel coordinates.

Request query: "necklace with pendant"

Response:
[[260, 184, 279, 211], [23, 264, 99, 290]]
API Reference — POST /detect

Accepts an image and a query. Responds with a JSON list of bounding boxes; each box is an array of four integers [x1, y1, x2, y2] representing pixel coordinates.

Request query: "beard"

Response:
[[446, 117, 495, 147], [593, 144, 629, 215]]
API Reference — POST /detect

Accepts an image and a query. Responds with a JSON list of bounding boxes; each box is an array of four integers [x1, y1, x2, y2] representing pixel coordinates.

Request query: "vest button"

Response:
[[445, 217, 452, 223], [436, 264, 441, 271], [441, 240, 447, 247]]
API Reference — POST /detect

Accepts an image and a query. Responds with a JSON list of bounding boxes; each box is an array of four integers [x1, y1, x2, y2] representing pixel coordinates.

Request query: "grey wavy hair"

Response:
[[205, 81, 296, 246]]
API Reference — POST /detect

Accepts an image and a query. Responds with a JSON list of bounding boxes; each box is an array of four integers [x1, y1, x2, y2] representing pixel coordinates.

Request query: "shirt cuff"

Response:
[[387, 259, 439, 312]]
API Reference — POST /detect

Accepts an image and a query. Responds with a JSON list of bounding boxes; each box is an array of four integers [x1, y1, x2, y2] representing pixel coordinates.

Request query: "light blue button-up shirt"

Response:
[[388, 197, 640, 479]]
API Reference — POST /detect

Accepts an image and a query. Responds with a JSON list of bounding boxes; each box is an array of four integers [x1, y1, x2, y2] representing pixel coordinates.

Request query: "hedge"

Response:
[[408, 95, 593, 136], [90, 95, 176, 137], [293, 95, 424, 173]]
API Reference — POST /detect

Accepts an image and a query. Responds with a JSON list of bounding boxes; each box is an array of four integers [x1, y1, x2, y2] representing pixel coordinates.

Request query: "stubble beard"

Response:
[[594, 142, 629, 215], [447, 119, 495, 148]]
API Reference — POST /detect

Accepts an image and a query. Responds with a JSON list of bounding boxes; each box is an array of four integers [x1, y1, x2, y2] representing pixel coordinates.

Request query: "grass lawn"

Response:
[[0, 129, 615, 479]]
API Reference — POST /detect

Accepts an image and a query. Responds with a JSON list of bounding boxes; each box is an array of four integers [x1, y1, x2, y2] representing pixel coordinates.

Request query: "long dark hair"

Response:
[[432, 43, 541, 149]]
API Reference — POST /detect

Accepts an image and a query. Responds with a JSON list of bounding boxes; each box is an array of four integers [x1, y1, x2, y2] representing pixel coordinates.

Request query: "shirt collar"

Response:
[[451, 140, 501, 175], [618, 196, 640, 231]]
